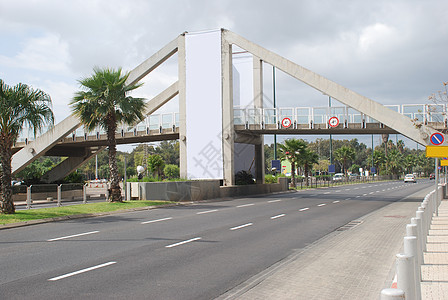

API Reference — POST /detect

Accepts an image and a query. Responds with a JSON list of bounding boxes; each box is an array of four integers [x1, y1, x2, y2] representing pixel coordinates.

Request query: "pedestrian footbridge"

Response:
[[10, 29, 446, 185]]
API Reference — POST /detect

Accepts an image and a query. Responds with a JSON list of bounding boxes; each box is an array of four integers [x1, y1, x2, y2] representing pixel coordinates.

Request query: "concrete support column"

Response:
[[222, 33, 235, 186], [253, 56, 265, 183], [178, 34, 187, 179]]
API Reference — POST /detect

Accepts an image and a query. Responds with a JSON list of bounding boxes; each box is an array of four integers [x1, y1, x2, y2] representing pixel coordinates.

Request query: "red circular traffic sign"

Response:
[[281, 117, 292, 128], [430, 133, 444, 145], [328, 116, 339, 128]]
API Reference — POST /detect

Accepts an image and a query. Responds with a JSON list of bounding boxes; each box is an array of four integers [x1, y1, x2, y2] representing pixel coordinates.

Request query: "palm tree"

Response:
[[0, 80, 54, 214], [70, 67, 146, 202], [298, 148, 319, 186], [386, 148, 403, 178], [334, 146, 356, 175], [278, 139, 306, 187]]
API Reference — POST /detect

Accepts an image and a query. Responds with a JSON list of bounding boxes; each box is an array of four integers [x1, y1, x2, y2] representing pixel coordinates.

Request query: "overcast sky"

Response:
[[1, 0, 447, 148]]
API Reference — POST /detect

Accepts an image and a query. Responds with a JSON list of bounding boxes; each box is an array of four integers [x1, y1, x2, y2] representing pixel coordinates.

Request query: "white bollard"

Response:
[[396, 253, 416, 300], [57, 184, 62, 207], [380, 288, 405, 299], [83, 184, 87, 204], [406, 224, 421, 273], [26, 185, 32, 209], [404, 236, 422, 299], [416, 211, 427, 252], [411, 217, 424, 266]]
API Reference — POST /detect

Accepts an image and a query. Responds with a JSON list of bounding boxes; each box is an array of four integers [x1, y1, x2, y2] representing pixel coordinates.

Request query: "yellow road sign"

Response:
[[426, 146, 448, 158], [441, 160, 448, 166]]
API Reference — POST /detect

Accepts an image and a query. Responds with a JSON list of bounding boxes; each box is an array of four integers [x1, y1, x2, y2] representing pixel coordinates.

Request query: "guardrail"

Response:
[[380, 184, 444, 299]]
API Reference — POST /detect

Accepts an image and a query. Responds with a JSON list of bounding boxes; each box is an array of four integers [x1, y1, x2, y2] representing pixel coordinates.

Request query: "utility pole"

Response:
[[273, 66, 277, 161]]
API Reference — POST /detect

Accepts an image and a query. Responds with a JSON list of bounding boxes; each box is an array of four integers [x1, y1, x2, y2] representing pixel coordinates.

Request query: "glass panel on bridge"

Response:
[[296, 107, 310, 124], [264, 108, 276, 125]]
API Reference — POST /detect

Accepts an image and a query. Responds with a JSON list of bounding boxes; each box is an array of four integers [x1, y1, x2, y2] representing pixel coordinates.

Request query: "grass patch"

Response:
[[0, 200, 173, 225]]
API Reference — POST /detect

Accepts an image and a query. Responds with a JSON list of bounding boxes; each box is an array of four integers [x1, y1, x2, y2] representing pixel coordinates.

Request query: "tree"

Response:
[[386, 148, 403, 177], [334, 146, 356, 175], [0, 79, 54, 213], [147, 154, 165, 179], [298, 148, 319, 186], [70, 67, 146, 202], [278, 139, 307, 187]]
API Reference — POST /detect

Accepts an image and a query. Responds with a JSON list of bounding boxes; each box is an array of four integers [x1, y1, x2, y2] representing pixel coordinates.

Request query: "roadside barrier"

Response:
[[380, 184, 445, 300]]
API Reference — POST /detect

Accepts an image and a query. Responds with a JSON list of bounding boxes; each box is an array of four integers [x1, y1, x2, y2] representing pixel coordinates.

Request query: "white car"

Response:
[[404, 174, 416, 183], [333, 173, 344, 181]]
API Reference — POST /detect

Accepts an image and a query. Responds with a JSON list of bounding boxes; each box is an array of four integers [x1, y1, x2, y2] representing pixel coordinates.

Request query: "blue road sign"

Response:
[[370, 167, 376, 174], [328, 164, 335, 173], [430, 133, 444, 145], [271, 160, 281, 170]]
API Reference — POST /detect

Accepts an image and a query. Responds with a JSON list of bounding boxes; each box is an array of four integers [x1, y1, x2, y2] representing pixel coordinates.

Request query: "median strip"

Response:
[[47, 230, 99, 242], [48, 261, 116, 281]]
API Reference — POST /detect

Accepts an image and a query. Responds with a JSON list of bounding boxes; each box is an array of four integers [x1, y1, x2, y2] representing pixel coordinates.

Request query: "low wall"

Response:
[[127, 177, 289, 201]]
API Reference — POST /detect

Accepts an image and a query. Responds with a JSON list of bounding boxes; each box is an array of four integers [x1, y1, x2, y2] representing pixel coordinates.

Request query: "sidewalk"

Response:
[[422, 200, 448, 299], [218, 185, 435, 300]]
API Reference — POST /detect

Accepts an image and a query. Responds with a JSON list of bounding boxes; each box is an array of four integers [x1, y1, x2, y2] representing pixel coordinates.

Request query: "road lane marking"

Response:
[[237, 203, 255, 208], [230, 223, 253, 230], [356, 195, 361, 198], [270, 214, 285, 219], [196, 209, 218, 215], [363, 193, 368, 196], [344, 189, 350, 191], [141, 217, 173, 224], [47, 231, 99, 242], [165, 237, 202, 248], [268, 199, 282, 203], [333, 200, 340, 203], [299, 208, 309, 211], [369, 192, 374, 194], [317, 204, 326, 207], [48, 262, 116, 281], [324, 192, 330, 194]]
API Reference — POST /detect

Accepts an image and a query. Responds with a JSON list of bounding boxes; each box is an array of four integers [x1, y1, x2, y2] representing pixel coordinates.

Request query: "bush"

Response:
[[235, 170, 255, 185], [265, 174, 277, 184], [164, 164, 180, 179]]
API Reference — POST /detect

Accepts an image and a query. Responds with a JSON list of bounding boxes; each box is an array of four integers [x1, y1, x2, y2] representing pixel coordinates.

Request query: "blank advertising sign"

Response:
[[185, 30, 223, 179]]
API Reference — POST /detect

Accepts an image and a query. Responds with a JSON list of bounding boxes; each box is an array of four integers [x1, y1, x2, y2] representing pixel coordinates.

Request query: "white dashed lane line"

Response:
[[299, 208, 309, 211], [230, 223, 253, 231], [237, 203, 255, 208], [48, 261, 116, 281], [268, 199, 282, 203], [141, 217, 173, 225], [196, 209, 218, 215], [47, 231, 100, 242], [317, 204, 326, 207], [165, 237, 202, 248], [333, 200, 340, 203], [270, 214, 286, 220]]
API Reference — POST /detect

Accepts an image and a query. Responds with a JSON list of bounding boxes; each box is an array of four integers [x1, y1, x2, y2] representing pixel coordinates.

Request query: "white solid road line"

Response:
[[230, 223, 253, 230], [197, 209, 218, 215], [268, 199, 282, 203], [237, 203, 255, 208], [165, 237, 202, 248], [299, 207, 309, 211], [141, 217, 173, 224], [47, 231, 100, 242], [270, 214, 286, 219], [317, 204, 326, 207], [48, 261, 116, 281]]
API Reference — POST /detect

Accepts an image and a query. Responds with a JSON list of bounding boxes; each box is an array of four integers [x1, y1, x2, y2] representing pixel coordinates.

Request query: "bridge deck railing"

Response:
[[15, 103, 447, 143]]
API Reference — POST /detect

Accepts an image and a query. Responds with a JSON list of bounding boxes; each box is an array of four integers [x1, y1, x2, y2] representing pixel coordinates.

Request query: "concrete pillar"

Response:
[[253, 56, 265, 183], [222, 33, 235, 185], [178, 34, 187, 179]]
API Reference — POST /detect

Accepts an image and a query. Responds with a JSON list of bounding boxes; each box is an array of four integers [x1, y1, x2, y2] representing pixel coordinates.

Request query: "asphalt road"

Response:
[[0, 179, 434, 299]]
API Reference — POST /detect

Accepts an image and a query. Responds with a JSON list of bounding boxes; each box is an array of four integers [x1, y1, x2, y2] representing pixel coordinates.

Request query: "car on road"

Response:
[[429, 173, 435, 180], [333, 173, 344, 181], [404, 174, 416, 183]]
